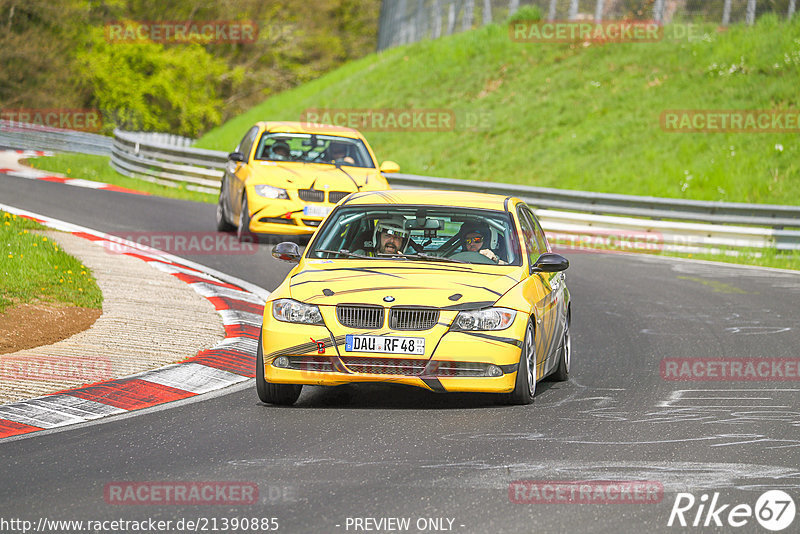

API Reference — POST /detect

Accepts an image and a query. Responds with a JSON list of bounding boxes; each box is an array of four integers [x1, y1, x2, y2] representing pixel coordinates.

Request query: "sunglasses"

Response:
[[382, 229, 407, 237], [464, 236, 484, 244]]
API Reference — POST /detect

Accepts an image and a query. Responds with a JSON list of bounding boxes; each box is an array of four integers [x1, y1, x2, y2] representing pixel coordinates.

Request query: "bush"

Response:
[[74, 26, 231, 137], [507, 5, 543, 23]]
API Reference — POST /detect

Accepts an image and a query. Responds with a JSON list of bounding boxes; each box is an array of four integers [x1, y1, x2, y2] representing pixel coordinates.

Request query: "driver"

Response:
[[328, 142, 355, 165], [269, 140, 291, 161], [459, 221, 507, 264], [354, 217, 410, 256]]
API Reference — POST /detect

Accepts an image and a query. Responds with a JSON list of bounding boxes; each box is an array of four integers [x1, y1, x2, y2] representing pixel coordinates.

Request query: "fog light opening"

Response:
[[485, 364, 503, 377], [273, 356, 290, 368]]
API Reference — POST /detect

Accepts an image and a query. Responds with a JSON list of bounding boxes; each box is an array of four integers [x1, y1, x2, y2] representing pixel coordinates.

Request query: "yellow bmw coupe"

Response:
[[259, 190, 571, 406], [216, 121, 399, 241]]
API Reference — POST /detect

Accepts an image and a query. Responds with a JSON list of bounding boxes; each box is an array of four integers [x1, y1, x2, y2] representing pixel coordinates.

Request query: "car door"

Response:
[[229, 126, 259, 221], [516, 206, 555, 379], [526, 206, 567, 373]]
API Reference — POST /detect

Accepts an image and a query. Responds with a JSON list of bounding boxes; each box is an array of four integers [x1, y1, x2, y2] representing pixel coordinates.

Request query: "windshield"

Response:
[[254, 132, 375, 168], [307, 206, 522, 266]]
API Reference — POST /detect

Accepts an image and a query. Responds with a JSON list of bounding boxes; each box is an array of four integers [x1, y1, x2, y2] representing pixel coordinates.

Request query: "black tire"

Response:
[[256, 331, 302, 406], [551, 312, 571, 382], [507, 319, 536, 405], [237, 194, 256, 243], [216, 182, 235, 232]]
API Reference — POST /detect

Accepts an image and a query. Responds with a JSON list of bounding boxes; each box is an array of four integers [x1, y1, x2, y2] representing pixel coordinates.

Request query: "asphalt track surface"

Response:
[[2, 173, 800, 533]]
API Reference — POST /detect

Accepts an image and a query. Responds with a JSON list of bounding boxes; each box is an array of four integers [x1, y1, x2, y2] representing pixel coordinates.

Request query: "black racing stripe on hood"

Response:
[[456, 283, 504, 297], [457, 331, 524, 347], [369, 264, 481, 273], [273, 163, 303, 177], [315, 285, 432, 298], [291, 274, 405, 288], [292, 267, 406, 279], [439, 301, 497, 311]]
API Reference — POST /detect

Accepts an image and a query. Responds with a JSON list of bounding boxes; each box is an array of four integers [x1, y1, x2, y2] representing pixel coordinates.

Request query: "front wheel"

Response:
[[256, 331, 302, 406], [237, 194, 256, 243], [551, 313, 571, 382], [507, 319, 536, 405], [216, 181, 235, 232]]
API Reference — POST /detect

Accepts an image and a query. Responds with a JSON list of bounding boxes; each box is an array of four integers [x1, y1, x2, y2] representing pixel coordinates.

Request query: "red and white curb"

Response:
[[0, 150, 148, 195], [0, 204, 269, 440]]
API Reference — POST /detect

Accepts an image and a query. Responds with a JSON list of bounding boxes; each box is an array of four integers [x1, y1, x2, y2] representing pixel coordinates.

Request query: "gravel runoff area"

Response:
[[0, 230, 225, 404]]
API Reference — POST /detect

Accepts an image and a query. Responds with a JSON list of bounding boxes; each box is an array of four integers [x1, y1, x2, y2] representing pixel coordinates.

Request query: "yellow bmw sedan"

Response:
[[259, 190, 571, 406], [216, 121, 399, 241]]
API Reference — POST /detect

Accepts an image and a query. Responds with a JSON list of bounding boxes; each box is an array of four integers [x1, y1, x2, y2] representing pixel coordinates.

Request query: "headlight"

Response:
[[272, 299, 324, 324], [254, 184, 289, 199], [451, 308, 516, 331]]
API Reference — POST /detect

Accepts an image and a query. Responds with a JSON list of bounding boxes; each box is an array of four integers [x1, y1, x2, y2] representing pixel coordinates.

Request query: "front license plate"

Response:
[[345, 334, 425, 355], [303, 205, 332, 217]]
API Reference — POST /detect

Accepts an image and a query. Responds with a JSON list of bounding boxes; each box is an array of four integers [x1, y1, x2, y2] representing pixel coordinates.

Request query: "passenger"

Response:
[[459, 221, 507, 264]]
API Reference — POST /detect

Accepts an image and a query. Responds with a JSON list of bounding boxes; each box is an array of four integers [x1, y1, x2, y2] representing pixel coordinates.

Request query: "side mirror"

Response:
[[532, 252, 569, 273], [272, 241, 302, 263], [379, 160, 400, 173], [228, 151, 246, 163]]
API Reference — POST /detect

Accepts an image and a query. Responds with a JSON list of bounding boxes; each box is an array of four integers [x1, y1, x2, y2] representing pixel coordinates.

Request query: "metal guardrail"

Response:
[[110, 129, 225, 194], [104, 129, 800, 251], [389, 174, 800, 229], [0, 120, 112, 156], [2, 124, 798, 251]]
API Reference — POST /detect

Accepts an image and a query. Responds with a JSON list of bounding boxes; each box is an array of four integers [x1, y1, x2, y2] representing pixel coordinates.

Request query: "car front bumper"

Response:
[[260, 306, 528, 393]]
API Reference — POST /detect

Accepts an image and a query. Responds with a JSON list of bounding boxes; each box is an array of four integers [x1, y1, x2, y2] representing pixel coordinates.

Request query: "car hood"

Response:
[[249, 161, 382, 191], [287, 260, 525, 309]]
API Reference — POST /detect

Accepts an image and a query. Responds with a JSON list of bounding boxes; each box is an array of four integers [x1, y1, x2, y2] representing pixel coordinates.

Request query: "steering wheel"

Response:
[[448, 251, 496, 265]]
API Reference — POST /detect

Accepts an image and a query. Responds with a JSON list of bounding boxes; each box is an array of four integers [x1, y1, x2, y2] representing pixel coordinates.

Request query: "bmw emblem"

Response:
[[383, 296, 395, 302]]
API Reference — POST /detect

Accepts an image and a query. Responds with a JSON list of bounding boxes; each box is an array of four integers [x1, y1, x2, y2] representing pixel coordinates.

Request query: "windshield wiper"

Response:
[[313, 249, 375, 259], [378, 252, 466, 264]]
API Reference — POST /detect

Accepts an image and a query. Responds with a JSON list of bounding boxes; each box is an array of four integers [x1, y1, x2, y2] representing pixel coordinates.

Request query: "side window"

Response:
[[516, 207, 542, 268], [236, 127, 259, 161], [526, 207, 550, 254]]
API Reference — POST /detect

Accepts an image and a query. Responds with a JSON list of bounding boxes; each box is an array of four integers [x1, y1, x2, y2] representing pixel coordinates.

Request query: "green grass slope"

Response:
[[196, 15, 800, 205]]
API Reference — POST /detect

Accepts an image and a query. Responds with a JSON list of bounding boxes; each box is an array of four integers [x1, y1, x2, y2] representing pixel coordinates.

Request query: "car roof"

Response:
[[257, 121, 365, 140], [343, 189, 516, 210]]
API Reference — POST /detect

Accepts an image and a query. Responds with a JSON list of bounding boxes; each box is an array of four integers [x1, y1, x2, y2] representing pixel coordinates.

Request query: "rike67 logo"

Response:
[[668, 490, 796, 531]]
